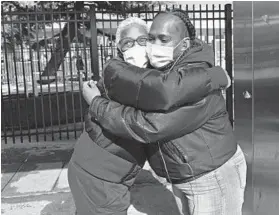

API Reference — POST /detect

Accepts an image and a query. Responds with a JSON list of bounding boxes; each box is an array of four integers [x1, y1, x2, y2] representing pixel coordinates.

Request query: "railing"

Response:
[[1, 3, 233, 143]]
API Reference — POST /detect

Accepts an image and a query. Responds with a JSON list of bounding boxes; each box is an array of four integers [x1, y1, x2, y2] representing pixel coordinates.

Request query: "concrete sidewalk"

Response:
[[1, 140, 179, 215]]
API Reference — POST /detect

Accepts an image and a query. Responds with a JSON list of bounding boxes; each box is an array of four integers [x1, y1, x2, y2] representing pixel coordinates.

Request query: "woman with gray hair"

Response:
[[68, 17, 151, 215]]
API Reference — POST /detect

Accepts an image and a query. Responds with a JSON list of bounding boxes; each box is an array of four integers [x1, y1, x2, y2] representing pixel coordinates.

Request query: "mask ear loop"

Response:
[[166, 37, 191, 75]]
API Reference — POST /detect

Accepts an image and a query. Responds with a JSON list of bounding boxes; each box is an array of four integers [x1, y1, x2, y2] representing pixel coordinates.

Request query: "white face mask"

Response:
[[146, 43, 173, 68], [123, 45, 148, 68], [146, 38, 189, 68]]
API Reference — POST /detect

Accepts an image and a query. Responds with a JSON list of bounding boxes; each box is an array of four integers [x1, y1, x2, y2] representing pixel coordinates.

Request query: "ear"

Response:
[[181, 38, 190, 51], [117, 44, 122, 53]]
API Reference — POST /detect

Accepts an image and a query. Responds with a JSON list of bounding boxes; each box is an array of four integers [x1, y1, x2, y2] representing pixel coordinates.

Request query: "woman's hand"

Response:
[[82, 81, 101, 105]]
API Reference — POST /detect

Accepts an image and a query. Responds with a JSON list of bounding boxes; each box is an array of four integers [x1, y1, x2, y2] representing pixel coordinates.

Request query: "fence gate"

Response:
[[1, 3, 233, 144]]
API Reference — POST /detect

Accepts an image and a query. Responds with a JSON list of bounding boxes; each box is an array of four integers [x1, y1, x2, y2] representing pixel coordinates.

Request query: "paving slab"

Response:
[[1, 148, 30, 165], [1, 163, 22, 190], [24, 147, 73, 163], [1, 200, 53, 215], [2, 162, 63, 197], [1, 192, 76, 215], [1, 140, 75, 164]]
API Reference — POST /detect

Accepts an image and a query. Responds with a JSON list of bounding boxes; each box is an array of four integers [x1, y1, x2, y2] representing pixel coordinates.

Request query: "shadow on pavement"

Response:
[[130, 169, 180, 215]]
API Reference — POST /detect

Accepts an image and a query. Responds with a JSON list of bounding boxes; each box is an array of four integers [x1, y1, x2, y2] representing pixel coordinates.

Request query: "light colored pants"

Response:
[[172, 145, 247, 215]]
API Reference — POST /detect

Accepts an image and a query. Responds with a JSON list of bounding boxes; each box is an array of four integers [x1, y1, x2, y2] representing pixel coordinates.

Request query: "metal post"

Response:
[[225, 4, 233, 126], [90, 6, 100, 81]]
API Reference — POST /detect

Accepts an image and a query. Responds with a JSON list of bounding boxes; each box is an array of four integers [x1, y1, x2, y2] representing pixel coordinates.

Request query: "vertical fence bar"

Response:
[[66, 12, 76, 139], [130, 4, 133, 17], [27, 8, 39, 142], [74, 10, 84, 126], [199, 4, 202, 39], [1, 88, 7, 143], [109, 9, 113, 57], [35, 6, 46, 141], [10, 6, 23, 143], [138, 4, 141, 18], [80, 11, 87, 131], [100, 45, 104, 69], [2, 13, 15, 143], [90, 6, 99, 81], [152, 5, 155, 19], [212, 5, 216, 65], [116, 8, 120, 52], [19, 18, 30, 141], [206, 4, 209, 43], [1, 26, 7, 143], [50, 6, 61, 140], [101, 8, 106, 70], [58, 12, 69, 139], [144, 5, 147, 23], [192, 5, 195, 30], [81, 12, 88, 81], [42, 6, 54, 141], [219, 4, 222, 67], [225, 4, 233, 125]]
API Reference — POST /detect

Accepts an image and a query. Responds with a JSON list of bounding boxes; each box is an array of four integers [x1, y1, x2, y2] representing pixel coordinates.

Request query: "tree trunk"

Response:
[[39, 1, 84, 83]]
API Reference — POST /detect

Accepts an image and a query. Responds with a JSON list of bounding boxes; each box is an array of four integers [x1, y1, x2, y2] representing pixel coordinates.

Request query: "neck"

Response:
[[117, 48, 124, 60]]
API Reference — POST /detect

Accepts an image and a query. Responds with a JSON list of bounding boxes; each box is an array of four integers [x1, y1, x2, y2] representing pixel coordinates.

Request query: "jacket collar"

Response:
[[160, 39, 214, 72]]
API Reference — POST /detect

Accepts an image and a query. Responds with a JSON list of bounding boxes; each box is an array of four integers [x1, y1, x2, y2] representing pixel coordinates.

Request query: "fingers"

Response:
[[82, 80, 101, 104], [82, 81, 97, 95], [85, 80, 97, 88], [83, 81, 91, 89]]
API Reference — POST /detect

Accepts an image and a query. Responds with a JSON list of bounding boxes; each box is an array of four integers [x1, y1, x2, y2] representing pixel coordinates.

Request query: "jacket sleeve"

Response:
[[89, 92, 220, 143], [103, 58, 229, 112]]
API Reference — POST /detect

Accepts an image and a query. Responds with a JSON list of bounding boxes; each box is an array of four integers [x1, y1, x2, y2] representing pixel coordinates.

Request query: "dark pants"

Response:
[[68, 160, 131, 215]]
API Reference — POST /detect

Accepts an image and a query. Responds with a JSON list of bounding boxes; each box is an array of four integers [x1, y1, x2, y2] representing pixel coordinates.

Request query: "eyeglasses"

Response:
[[118, 36, 148, 52]]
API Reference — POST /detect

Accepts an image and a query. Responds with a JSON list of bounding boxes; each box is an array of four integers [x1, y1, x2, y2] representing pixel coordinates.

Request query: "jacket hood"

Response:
[[169, 39, 215, 70], [182, 39, 214, 66]]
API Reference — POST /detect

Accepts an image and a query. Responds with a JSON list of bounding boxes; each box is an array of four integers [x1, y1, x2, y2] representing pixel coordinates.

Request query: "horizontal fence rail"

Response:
[[1, 3, 233, 143]]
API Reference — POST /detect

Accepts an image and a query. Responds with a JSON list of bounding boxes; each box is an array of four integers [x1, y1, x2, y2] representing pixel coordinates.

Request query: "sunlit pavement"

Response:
[[1, 140, 180, 215]]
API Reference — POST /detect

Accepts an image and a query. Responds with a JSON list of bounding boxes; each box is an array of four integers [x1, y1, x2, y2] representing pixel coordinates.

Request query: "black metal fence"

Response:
[[1, 3, 233, 143]]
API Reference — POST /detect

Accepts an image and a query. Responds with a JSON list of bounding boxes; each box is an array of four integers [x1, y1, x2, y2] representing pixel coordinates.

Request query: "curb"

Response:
[[1, 189, 71, 199]]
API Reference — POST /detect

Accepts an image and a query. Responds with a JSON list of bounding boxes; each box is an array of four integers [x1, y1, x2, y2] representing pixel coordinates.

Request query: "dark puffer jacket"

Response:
[[89, 43, 237, 183]]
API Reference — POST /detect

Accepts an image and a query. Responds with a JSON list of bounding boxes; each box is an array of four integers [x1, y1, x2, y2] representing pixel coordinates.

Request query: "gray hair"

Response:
[[115, 17, 149, 45]]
